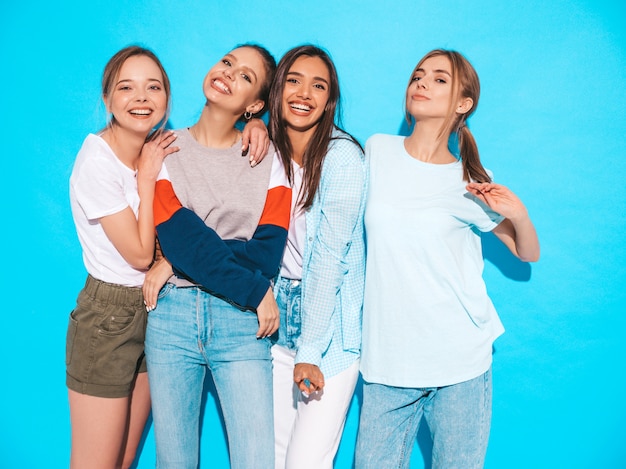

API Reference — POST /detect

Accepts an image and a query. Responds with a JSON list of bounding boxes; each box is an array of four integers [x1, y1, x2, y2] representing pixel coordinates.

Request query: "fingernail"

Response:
[[250, 160, 257, 168]]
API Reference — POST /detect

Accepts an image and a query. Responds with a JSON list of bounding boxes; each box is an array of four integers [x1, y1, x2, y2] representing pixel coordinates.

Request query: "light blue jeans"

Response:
[[145, 284, 274, 469], [272, 276, 302, 350], [355, 368, 492, 469]]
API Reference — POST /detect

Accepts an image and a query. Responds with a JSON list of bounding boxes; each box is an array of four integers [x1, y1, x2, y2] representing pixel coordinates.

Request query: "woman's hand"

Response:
[[294, 363, 325, 395], [255, 287, 280, 338], [466, 182, 527, 222], [467, 182, 540, 262], [143, 257, 174, 312], [137, 130, 179, 183], [241, 118, 270, 167]]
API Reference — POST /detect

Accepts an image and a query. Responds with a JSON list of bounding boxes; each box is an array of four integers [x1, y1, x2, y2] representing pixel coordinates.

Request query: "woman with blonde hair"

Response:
[[67, 45, 178, 469], [355, 49, 540, 469]]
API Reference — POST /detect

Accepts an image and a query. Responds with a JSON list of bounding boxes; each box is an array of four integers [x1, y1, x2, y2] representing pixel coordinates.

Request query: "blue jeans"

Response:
[[271, 276, 302, 350], [145, 284, 274, 469], [355, 368, 492, 469]]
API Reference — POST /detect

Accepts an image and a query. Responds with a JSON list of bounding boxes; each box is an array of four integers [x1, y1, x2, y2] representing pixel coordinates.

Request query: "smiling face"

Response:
[[104, 54, 168, 136], [281, 55, 331, 134], [202, 46, 267, 117]]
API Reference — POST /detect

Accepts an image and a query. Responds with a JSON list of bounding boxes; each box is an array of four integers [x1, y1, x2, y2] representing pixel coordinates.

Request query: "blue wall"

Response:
[[2, 1, 625, 467]]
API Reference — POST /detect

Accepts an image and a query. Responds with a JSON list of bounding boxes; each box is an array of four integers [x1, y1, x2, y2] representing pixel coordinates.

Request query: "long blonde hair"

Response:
[[406, 49, 490, 183]]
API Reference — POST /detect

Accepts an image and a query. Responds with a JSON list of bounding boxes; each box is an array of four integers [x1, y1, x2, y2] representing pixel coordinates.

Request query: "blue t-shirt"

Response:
[[360, 133, 505, 388]]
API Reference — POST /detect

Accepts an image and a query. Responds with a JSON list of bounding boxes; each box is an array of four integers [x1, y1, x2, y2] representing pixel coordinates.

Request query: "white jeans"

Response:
[[272, 344, 360, 469]]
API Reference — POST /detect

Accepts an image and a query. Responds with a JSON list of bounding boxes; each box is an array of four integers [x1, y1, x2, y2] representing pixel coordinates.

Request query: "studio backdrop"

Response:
[[1, 1, 624, 467]]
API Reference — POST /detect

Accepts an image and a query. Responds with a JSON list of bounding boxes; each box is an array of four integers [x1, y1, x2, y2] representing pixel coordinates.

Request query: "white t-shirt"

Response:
[[280, 160, 306, 280], [69, 133, 146, 286], [361, 133, 505, 388]]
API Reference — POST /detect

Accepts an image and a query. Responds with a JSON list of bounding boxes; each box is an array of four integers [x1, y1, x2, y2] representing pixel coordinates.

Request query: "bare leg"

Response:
[[120, 372, 151, 469], [69, 389, 129, 469]]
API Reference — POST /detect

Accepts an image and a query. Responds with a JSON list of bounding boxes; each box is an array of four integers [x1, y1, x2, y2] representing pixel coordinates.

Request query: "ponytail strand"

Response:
[[456, 121, 490, 183]]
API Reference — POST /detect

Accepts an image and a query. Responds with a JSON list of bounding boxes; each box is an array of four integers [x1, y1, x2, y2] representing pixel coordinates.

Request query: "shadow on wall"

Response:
[[348, 377, 434, 469], [131, 372, 230, 468], [130, 412, 152, 469], [399, 119, 411, 137], [482, 232, 532, 282]]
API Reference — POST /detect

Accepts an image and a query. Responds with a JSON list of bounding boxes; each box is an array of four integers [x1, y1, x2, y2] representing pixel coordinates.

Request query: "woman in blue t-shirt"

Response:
[[355, 49, 540, 469]]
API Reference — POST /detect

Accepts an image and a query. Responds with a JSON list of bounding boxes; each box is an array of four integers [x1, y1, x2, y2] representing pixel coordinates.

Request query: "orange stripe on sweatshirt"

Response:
[[154, 179, 183, 227], [258, 185, 291, 230]]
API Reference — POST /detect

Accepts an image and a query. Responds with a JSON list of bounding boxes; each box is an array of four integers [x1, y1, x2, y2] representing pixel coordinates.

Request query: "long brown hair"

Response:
[[406, 49, 490, 183], [269, 45, 362, 209], [101, 45, 171, 142]]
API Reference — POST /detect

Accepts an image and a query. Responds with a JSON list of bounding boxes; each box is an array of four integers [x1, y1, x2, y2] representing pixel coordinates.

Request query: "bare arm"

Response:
[[466, 182, 540, 262], [143, 253, 173, 312], [241, 118, 270, 167], [101, 131, 178, 269]]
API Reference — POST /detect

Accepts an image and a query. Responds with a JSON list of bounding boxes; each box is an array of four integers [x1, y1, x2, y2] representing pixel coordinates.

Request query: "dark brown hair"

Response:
[[406, 49, 490, 183], [269, 44, 361, 209], [101, 45, 171, 141]]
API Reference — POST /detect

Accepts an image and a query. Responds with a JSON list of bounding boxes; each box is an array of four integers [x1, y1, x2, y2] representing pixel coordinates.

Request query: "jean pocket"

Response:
[[157, 282, 174, 301], [99, 311, 136, 335]]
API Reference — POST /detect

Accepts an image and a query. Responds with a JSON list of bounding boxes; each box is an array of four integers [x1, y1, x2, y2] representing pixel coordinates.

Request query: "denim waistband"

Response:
[[274, 275, 302, 289]]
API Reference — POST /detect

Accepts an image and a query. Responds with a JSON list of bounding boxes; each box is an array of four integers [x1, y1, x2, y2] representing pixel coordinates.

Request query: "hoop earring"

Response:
[[244, 111, 252, 120]]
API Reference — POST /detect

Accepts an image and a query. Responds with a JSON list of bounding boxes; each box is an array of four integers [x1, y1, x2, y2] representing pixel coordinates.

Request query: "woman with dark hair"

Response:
[[143, 43, 291, 469], [268, 44, 367, 469], [355, 49, 540, 469]]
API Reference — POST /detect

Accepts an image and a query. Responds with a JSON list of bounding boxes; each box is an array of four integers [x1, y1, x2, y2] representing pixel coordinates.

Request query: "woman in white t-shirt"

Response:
[[355, 50, 540, 469], [67, 46, 269, 469], [67, 45, 178, 469]]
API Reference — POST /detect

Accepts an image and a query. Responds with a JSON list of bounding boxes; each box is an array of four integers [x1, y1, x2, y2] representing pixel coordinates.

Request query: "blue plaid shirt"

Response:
[[294, 130, 367, 378]]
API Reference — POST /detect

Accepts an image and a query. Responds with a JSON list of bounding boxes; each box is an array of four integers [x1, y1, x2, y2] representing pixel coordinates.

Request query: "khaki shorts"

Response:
[[66, 275, 147, 398]]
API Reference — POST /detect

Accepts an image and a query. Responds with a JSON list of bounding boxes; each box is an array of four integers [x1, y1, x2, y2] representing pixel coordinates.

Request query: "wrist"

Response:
[[507, 209, 530, 225]]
